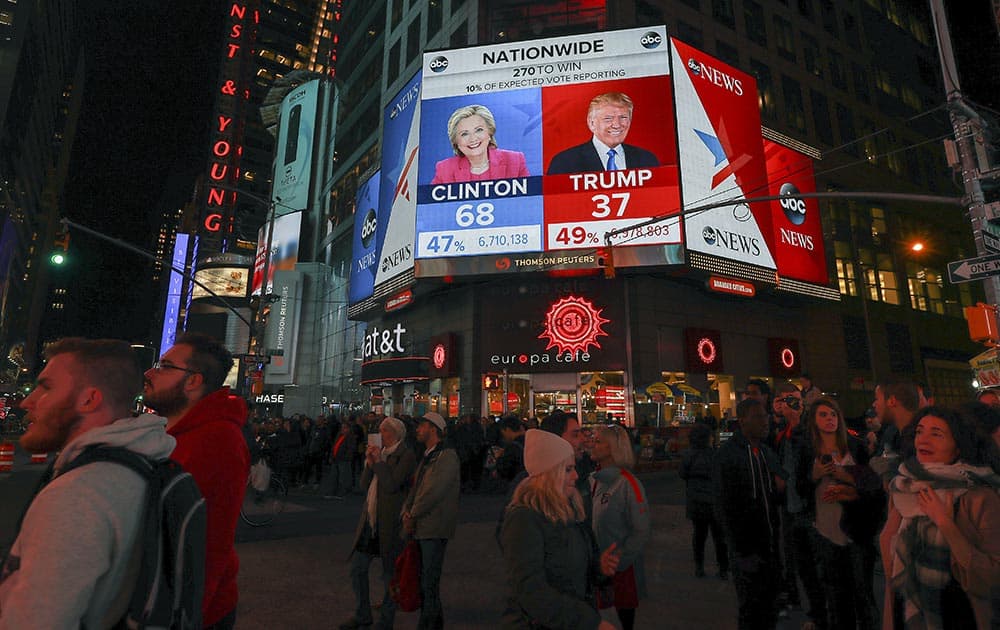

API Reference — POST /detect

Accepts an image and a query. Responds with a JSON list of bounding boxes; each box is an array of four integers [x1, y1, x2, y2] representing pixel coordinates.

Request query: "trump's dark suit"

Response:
[[546, 142, 660, 175]]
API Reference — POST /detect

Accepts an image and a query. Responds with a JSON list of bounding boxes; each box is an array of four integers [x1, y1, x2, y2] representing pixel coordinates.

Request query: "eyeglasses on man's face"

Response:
[[152, 360, 199, 375]]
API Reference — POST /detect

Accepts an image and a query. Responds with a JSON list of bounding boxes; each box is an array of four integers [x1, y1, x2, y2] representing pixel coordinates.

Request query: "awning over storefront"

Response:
[[643, 382, 703, 402]]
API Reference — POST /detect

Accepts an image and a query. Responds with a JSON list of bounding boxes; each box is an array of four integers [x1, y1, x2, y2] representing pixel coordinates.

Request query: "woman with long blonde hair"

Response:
[[500, 430, 619, 629]]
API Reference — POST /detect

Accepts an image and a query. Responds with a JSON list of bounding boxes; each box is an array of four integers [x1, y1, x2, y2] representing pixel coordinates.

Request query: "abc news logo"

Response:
[[640, 32, 662, 49], [361, 209, 378, 248], [429, 56, 449, 73], [778, 182, 806, 225]]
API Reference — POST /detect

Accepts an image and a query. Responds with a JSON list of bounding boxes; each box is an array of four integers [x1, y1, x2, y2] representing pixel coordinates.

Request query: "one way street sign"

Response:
[[948, 253, 1000, 284]]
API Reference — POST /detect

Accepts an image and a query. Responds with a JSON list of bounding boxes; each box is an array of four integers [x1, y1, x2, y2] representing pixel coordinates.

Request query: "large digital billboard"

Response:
[[376, 73, 422, 289], [252, 210, 302, 296], [671, 38, 774, 269], [415, 26, 681, 274], [272, 80, 319, 215], [349, 170, 381, 305]]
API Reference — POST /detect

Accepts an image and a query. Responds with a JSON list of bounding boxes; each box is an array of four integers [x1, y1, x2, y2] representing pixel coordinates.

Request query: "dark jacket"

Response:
[[331, 429, 356, 462], [712, 430, 780, 558], [500, 506, 603, 630], [496, 434, 525, 481], [546, 141, 660, 174], [350, 444, 417, 559], [680, 446, 716, 518], [795, 435, 886, 542]]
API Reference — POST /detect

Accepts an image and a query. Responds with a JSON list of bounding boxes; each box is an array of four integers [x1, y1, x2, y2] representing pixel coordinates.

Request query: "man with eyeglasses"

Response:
[[546, 92, 661, 175], [143, 333, 249, 630]]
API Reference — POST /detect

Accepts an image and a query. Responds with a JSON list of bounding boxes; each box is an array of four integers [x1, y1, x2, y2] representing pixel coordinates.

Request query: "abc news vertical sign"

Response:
[[416, 26, 682, 266], [671, 38, 826, 285]]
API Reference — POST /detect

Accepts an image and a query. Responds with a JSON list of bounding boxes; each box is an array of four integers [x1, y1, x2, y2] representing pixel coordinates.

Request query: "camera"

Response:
[[780, 396, 802, 410]]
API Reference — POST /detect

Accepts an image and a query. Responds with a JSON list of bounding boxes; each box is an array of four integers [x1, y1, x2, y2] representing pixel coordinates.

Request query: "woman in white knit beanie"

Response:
[[499, 429, 620, 629]]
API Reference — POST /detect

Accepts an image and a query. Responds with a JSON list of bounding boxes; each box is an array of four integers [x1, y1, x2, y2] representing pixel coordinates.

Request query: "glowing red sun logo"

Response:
[[538, 295, 610, 354]]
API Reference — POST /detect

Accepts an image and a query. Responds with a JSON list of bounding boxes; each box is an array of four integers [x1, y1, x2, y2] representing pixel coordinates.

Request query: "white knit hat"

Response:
[[524, 429, 574, 477]]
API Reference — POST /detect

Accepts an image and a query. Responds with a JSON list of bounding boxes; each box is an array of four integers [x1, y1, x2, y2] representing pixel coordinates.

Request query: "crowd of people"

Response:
[[4, 335, 999, 630], [681, 378, 1000, 630]]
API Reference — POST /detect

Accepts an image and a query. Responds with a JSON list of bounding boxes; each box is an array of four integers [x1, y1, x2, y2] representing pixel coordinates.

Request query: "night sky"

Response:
[[57, 2, 999, 343], [60, 1, 222, 342]]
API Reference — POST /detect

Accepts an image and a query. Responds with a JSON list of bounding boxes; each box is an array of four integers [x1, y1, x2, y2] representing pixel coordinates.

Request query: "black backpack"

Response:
[[61, 445, 207, 630]]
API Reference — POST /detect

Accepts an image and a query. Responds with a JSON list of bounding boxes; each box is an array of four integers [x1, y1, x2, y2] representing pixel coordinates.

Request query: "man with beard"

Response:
[[143, 333, 249, 630], [0, 338, 175, 628]]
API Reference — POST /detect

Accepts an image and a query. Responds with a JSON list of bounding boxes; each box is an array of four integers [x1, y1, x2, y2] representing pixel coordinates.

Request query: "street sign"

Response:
[[240, 354, 271, 364], [948, 253, 1000, 284], [982, 230, 1000, 254]]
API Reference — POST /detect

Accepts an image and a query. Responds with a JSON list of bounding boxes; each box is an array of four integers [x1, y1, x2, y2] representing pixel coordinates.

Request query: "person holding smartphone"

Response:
[[796, 397, 884, 630]]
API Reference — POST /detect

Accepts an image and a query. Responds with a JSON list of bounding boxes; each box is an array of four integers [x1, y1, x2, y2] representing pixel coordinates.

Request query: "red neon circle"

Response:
[[781, 348, 795, 369], [518, 354, 528, 364], [433, 344, 446, 369], [697, 337, 717, 364]]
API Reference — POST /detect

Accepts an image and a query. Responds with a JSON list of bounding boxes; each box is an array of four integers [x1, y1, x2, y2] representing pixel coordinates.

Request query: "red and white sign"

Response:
[[595, 386, 626, 411], [764, 141, 828, 285], [672, 38, 774, 269], [707, 275, 755, 297], [385, 289, 413, 312], [538, 295, 610, 355]]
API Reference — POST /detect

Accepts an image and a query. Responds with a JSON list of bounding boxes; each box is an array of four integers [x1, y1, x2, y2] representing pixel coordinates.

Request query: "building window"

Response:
[[750, 59, 776, 120], [874, 67, 898, 98], [712, 0, 736, 30], [820, 0, 838, 36], [782, 75, 806, 132], [428, 0, 443, 39], [406, 16, 421, 66], [798, 0, 814, 21], [386, 40, 400, 84], [636, 0, 665, 26], [885, 323, 915, 373], [744, 1, 767, 47], [0, 11, 12, 26], [836, 103, 856, 154], [451, 21, 468, 48], [676, 21, 703, 50], [828, 48, 847, 90], [803, 38, 822, 78], [843, 11, 860, 47], [811, 90, 833, 144], [716, 40, 739, 67], [852, 62, 871, 103], [391, 0, 403, 30], [773, 16, 795, 61]]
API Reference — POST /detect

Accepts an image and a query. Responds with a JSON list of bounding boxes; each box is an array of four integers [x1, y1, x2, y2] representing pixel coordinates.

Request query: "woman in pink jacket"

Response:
[[431, 104, 529, 184]]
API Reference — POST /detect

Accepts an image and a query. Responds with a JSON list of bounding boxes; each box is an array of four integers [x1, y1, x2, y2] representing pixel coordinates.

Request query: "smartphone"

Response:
[[284, 104, 302, 165], [368, 433, 382, 448], [820, 454, 833, 464]]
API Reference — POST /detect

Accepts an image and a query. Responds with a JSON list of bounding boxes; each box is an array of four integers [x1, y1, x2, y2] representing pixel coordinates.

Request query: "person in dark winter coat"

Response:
[[713, 398, 782, 630], [500, 430, 620, 630], [679, 423, 728, 579]]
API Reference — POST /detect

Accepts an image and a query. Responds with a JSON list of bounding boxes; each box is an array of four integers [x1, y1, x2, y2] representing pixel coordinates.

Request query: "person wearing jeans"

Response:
[[400, 413, 460, 630]]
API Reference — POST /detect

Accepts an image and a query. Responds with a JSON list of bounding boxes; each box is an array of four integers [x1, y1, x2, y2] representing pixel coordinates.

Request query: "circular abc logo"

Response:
[[640, 32, 662, 49], [361, 209, 378, 247], [429, 56, 449, 73], [687, 58, 701, 76], [778, 182, 807, 225], [702, 226, 718, 245]]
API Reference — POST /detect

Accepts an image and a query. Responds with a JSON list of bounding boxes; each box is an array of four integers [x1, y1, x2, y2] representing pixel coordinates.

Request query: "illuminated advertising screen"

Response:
[[252, 210, 302, 296], [272, 80, 319, 216], [671, 38, 774, 268], [763, 140, 828, 285], [349, 170, 381, 305], [158, 233, 189, 356], [415, 27, 680, 276], [375, 73, 421, 288], [191, 267, 249, 299]]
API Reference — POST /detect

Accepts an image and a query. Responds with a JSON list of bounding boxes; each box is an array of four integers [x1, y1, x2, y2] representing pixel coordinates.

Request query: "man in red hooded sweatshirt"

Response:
[[144, 333, 250, 629]]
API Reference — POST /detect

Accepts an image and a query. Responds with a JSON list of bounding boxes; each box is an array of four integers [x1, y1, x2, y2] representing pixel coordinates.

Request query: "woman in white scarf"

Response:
[[880, 406, 1000, 630], [340, 417, 417, 630]]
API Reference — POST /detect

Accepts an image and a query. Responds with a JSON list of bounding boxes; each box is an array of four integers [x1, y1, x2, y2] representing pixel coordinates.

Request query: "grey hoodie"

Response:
[[0, 414, 175, 630]]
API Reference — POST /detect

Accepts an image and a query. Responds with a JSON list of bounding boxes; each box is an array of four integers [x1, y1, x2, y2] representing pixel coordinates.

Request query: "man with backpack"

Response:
[[143, 332, 250, 630], [0, 338, 198, 628]]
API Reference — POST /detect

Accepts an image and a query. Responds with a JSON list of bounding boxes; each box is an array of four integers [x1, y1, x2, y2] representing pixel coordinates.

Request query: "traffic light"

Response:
[[965, 303, 999, 346], [483, 373, 501, 390], [50, 230, 70, 265]]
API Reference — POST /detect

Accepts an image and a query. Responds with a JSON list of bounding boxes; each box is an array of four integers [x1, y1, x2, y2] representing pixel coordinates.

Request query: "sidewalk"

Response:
[[233, 484, 816, 630]]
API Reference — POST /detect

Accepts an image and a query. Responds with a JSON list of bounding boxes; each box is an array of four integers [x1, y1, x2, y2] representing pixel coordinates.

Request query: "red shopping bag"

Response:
[[390, 540, 423, 612]]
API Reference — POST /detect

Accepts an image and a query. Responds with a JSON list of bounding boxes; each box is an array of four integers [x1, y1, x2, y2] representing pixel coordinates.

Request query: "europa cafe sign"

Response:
[[489, 295, 613, 368], [202, 3, 258, 243]]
